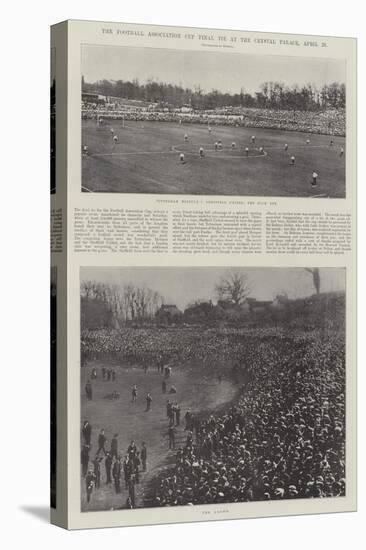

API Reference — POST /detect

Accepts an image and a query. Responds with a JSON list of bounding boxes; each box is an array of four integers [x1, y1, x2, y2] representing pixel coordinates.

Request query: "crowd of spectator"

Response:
[[81, 326, 296, 372], [145, 332, 345, 506], [81, 321, 345, 507], [82, 102, 345, 136]]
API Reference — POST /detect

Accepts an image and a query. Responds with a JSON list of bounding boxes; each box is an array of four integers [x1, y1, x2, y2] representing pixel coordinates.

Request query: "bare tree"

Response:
[[121, 284, 163, 322], [215, 269, 252, 305], [134, 286, 148, 319], [147, 289, 163, 319], [81, 280, 94, 299], [123, 284, 137, 320], [305, 268, 320, 295], [81, 280, 102, 300], [81, 279, 166, 324], [107, 284, 126, 327]]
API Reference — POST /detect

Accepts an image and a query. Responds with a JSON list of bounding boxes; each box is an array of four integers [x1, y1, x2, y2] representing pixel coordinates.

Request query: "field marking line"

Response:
[[310, 193, 328, 198], [81, 185, 94, 192], [261, 144, 341, 153], [171, 144, 268, 159]]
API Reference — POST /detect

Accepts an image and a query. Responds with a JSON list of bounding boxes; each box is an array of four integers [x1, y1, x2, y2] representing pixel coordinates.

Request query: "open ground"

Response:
[[82, 120, 345, 197], [81, 360, 238, 511]]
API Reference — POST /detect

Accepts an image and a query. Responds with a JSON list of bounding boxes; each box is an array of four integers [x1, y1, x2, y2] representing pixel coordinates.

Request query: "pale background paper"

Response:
[[64, 18, 356, 530], [1, 0, 365, 549]]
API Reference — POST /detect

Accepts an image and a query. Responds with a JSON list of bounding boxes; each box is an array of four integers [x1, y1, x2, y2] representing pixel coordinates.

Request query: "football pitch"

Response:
[[82, 120, 345, 197], [81, 361, 237, 511]]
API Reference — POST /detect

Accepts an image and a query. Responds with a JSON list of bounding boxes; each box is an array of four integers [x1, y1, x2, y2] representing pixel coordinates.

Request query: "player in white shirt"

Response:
[[208, 126, 212, 133], [184, 133, 188, 142], [110, 128, 114, 134], [113, 135, 119, 144], [199, 147, 204, 158], [245, 147, 249, 157], [290, 155, 295, 165], [284, 143, 288, 151], [251, 135, 256, 144], [306, 138, 310, 145], [214, 142, 218, 151], [179, 153, 185, 164], [83, 145, 89, 155], [312, 171, 318, 187], [340, 147, 344, 156], [218, 140, 222, 149], [231, 142, 236, 149]]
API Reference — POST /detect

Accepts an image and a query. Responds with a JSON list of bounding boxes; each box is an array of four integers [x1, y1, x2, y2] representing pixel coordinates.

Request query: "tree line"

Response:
[[81, 281, 164, 328], [81, 268, 325, 330], [81, 271, 252, 327], [82, 76, 345, 111]]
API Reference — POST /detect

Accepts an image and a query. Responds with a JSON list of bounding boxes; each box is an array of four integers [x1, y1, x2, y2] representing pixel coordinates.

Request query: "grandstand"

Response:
[[81, 102, 345, 136]]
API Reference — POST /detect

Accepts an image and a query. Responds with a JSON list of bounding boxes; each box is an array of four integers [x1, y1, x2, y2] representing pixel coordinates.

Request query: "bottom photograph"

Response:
[[80, 266, 346, 512]]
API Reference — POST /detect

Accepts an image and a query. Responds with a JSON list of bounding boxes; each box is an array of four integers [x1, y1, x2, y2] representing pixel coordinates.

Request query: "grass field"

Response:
[[82, 120, 345, 197], [81, 361, 237, 511]]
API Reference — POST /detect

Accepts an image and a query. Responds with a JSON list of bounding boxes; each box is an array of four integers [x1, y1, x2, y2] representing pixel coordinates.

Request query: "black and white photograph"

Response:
[[80, 266, 346, 512], [81, 45, 346, 197]]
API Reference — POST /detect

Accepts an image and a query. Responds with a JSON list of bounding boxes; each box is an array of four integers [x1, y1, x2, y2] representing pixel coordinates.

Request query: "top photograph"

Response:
[[81, 44, 346, 198]]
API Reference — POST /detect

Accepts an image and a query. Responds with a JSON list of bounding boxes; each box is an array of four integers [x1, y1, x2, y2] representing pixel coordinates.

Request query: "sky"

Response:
[[81, 267, 345, 310], [82, 45, 345, 96]]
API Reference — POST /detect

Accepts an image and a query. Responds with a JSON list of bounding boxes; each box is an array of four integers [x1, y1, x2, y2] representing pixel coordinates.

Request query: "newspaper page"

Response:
[[52, 20, 356, 529]]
